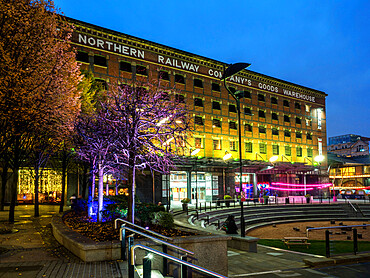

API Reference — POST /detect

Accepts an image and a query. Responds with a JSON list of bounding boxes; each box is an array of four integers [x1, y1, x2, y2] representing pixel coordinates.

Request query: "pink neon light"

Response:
[[268, 186, 314, 191], [272, 182, 332, 187]]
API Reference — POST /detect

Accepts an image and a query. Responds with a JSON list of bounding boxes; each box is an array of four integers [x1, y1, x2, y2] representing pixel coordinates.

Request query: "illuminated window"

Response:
[[194, 116, 204, 125], [272, 145, 279, 155], [229, 104, 237, 113], [195, 138, 203, 149], [194, 98, 203, 107], [283, 100, 289, 107], [259, 110, 266, 118], [136, 65, 147, 76], [271, 96, 278, 104], [285, 145, 291, 156], [230, 141, 237, 151], [213, 139, 221, 150], [259, 126, 266, 133], [258, 94, 265, 102], [94, 55, 107, 67], [194, 78, 203, 88], [229, 121, 237, 130], [297, 147, 302, 157], [175, 74, 185, 84], [245, 123, 252, 132], [120, 61, 132, 72], [272, 112, 278, 121], [284, 115, 290, 123], [212, 101, 221, 110], [212, 83, 221, 92], [158, 70, 169, 80], [245, 142, 253, 153], [306, 118, 312, 127], [76, 51, 89, 63], [307, 148, 313, 157], [259, 143, 267, 154], [212, 118, 221, 128], [272, 128, 279, 136], [305, 105, 311, 112], [244, 107, 252, 116]]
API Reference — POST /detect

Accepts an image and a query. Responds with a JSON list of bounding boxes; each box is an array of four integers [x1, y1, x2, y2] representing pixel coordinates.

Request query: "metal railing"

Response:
[[115, 218, 171, 241], [131, 244, 227, 278], [306, 224, 370, 237]]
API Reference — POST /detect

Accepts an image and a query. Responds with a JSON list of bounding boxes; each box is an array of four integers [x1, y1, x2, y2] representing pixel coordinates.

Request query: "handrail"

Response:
[[347, 199, 357, 212], [115, 218, 171, 241], [121, 225, 194, 255], [131, 244, 227, 278], [306, 224, 370, 237]]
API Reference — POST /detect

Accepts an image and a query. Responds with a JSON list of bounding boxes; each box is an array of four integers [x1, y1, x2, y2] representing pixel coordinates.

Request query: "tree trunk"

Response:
[[97, 163, 104, 222], [59, 150, 67, 213], [81, 163, 88, 199], [34, 163, 40, 217], [0, 160, 9, 211], [9, 138, 20, 223]]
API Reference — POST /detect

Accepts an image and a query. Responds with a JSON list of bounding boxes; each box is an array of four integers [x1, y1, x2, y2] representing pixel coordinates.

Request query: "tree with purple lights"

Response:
[[75, 81, 192, 222]]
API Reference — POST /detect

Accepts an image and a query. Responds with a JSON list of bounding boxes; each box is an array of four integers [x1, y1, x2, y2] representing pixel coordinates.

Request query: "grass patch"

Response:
[[258, 239, 370, 256]]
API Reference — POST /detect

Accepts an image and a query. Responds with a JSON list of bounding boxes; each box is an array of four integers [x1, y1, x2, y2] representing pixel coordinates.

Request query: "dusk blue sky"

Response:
[[55, 0, 370, 139]]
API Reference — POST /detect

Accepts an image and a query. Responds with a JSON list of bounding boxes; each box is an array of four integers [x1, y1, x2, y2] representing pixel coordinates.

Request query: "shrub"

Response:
[[154, 211, 174, 229], [224, 195, 232, 200], [135, 202, 165, 224], [181, 198, 191, 204]]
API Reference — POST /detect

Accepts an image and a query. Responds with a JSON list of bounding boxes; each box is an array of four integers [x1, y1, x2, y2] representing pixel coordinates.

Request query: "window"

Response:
[[95, 79, 107, 90], [120, 61, 132, 72], [213, 139, 221, 150], [76, 51, 89, 63], [194, 78, 203, 88], [284, 115, 290, 123], [136, 65, 147, 75], [259, 126, 266, 133], [272, 128, 279, 136], [244, 107, 252, 116], [243, 90, 251, 99], [175, 94, 185, 103], [307, 148, 313, 157], [271, 97, 278, 105], [230, 141, 237, 151], [307, 133, 312, 140], [194, 98, 203, 107], [194, 116, 204, 125], [195, 138, 203, 149], [285, 145, 291, 156], [94, 55, 107, 67], [229, 104, 237, 113], [295, 117, 301, 124], [258, 94, 265, 102], [272, 144, 279, 155], [284, 130, 291, 137], [259, 143, 267, 154], [296, 131, 302, 139], [283, 100, 289, 107], [271, 112, 278, 121], [245, 142, 253, 153], [305, 105, 311, 112], [245, 123, 252, 132], [175, 74, 185, 84], [212, 83, 221, 92], [297, 147, 302, 157], [212, 118, 221, 128], [258, 110, 266, 118], [158, 70, 169, 80], [295, 102, 301, 110], [211, 101, 221, 110], [306, 118, 312, 127], [229, 121, 237, 130]]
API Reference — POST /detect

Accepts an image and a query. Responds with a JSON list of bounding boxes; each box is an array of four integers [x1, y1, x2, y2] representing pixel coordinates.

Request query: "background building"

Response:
[[328, 134, 370, 157]]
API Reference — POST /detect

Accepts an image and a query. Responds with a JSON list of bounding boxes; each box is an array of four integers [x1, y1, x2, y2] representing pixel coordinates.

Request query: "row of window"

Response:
[[198, 138, 313, 157]]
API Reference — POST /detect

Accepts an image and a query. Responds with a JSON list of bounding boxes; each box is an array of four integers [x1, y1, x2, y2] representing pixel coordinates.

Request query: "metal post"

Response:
[[240, 201, 245, 237], [353, 228, 358, 255], [325, 230, 330, 258], [199, 202, 202, 212], [236, 97, 245, 237], [121, 227, 126, 260], [143, 257, 151, 278], [162, 244, 168, 275], [128, 237, 134, 278], [181, 255, 188, 278]]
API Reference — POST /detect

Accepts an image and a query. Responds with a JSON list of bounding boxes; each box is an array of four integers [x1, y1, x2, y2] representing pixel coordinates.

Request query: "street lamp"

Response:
[[222, 62, 251, 237], [191, 148, 200, 209], [314, 155, 325, 201]]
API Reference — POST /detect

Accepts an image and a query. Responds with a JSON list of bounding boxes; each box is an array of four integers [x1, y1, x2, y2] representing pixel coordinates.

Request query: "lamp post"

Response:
[[191, 148, 200, 210], [315, 155, 325, 201], [222, 62, 251, 237]]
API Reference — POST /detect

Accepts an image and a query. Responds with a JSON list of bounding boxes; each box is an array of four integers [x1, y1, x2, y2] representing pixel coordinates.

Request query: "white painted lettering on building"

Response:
[[283, 89, 316, 103], [157, 55, 199, 72]]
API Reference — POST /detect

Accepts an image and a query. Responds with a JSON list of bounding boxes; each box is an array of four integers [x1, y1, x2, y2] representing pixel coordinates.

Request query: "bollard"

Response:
[[218, 219, 220, 229], [353, 228, 358, 255], [181, 255, 188, 278], [121, 227, 126, 260], [207, 215, 210, 225], [128, 237, 134, 278], [325, 230, 330, 258], [199, 202, 202, 212], [205, 202, 207, 212], [162, 244, 168, 275], [143, 256, 151, 278]]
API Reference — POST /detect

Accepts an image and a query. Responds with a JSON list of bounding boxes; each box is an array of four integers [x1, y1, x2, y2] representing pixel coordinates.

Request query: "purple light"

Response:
[[272, 182, 332, 187], [268, 186, 314, 191], [145, 226, 149, 230]]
